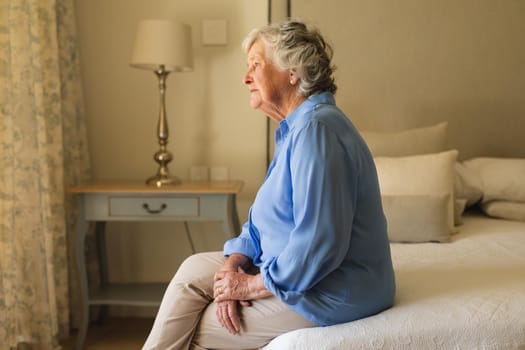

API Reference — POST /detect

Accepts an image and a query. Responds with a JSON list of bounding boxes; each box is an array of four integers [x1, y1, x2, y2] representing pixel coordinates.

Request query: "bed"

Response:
[[264, 212, 525, 349], [263, 123, 525, 350]]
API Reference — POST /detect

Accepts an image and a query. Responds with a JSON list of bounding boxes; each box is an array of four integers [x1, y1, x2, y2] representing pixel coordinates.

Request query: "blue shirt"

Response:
[[224, 92, 395, 326]]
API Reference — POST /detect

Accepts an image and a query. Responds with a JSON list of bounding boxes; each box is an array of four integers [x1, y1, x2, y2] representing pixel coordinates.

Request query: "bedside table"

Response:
[[68, 180, 243, 350]]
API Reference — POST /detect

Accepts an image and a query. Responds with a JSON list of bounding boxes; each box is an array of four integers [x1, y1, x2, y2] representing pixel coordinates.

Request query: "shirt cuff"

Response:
[[223, 237, 256, 259], [260, 257, 303, 305]]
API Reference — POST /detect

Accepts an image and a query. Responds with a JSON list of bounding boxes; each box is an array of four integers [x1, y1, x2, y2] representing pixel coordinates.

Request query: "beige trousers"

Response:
[[142, 251, 315, 350]]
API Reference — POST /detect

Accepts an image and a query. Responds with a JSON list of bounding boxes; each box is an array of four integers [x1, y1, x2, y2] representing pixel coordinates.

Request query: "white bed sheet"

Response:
[[263, 213, 525, 350]]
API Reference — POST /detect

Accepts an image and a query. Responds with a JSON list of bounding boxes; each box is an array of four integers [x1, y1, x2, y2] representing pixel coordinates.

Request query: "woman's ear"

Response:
[[289, 72, 298, 85]]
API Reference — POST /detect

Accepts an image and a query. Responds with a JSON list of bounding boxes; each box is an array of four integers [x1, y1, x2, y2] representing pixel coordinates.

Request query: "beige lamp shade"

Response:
[[130, 19, 193, 72]]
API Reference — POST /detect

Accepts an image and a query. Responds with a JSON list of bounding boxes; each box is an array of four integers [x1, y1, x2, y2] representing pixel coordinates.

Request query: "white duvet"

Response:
[[263, 213, 525, 350]]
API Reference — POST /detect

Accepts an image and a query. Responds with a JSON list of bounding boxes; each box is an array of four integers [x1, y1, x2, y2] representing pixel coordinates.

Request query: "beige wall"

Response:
[[293, 0, 525, 159], [75, 0, 268, 315]]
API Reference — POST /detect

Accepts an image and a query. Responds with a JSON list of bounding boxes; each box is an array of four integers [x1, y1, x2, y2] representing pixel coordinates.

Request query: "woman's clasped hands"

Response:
[[213, 267, 272, 334], [213, 267, 253, 303], [213, 268, 252, 335]]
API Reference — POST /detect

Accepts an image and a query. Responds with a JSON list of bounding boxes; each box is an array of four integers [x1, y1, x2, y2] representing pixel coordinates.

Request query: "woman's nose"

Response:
[[243, 70, 252, 85]]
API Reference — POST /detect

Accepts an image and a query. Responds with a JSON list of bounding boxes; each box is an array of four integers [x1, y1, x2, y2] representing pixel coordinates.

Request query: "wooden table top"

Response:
[[68, 180, 243, 194]]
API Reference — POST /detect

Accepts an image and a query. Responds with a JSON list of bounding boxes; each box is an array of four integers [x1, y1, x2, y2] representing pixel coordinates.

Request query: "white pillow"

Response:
[[462, 158, 525, 203], [375, 150, 459, 235], [481, 201, 525, 222], [454, 161, 483, 207], [382, 194, 451, 243], [361, 122, 448, 157]]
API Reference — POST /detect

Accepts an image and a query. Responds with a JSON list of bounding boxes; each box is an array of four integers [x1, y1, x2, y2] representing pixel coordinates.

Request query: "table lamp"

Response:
[[130, 19, 193, 187]]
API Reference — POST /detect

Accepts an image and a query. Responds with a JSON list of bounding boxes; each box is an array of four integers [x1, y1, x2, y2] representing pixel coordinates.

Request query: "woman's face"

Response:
[[243, 40, 290, 115]]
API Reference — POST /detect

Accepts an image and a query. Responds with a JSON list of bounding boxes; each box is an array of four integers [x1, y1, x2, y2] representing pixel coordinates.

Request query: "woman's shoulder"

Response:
[[302, 103, 357, 137]]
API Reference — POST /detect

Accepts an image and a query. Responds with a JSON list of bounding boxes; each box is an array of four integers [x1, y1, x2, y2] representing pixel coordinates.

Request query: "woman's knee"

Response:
[[173, 251, 225, 282]]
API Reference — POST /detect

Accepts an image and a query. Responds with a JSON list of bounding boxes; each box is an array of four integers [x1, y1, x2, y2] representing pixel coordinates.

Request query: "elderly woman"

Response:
[[143, 20, 395, 350]]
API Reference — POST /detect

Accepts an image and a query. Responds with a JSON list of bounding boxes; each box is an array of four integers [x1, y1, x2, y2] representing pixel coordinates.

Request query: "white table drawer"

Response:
[[108, 196, 199, 217]]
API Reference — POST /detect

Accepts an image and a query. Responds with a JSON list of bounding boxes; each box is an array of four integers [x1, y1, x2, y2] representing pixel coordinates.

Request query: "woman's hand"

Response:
[[218, 253, 251, 274], [213, 254, 271, 333], [213, 269, 272, 303], [216, 300, 242, 334]]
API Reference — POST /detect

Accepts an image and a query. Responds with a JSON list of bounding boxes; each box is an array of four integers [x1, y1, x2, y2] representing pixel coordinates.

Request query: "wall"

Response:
[[292, 0, 525, 159], [75, 0, 268, 315]]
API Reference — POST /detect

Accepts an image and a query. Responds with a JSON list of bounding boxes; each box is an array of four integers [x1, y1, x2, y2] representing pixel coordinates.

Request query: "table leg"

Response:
[[222, 194, 241, 238], [95, 222, 109, 323], [183, 221, 197, 254], [231, 194, 241, 235], [75, 205, 89, 350]]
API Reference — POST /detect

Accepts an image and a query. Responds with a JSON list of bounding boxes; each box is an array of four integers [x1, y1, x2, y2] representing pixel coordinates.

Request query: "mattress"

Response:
[[263, 213, 525, 350]]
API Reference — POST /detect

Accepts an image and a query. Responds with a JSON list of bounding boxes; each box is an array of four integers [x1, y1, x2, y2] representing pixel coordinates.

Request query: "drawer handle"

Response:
[[142, 203, 167, 214]]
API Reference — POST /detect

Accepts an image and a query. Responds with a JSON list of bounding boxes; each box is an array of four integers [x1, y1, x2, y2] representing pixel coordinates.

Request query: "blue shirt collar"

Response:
[[279, 92, 336, 138]]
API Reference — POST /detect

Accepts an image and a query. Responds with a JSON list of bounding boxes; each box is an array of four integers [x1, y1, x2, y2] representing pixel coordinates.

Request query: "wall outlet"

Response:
[[210, 166, 229, 181], [189, 165, 209, 181]]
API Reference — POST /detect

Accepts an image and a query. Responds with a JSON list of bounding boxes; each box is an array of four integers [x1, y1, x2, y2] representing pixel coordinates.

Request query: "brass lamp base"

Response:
[[146, 147, 180, 187], [145, 66, 180, 188], [146, 174, 181, 188]]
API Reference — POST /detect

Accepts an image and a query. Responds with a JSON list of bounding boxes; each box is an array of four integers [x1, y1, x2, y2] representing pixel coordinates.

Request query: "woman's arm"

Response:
[[219, 253, 252, 273], [259, 121, 356, 303]]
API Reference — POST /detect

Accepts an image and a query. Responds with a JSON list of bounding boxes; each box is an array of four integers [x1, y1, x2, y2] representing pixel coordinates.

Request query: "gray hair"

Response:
[[242, 20, 337, 98]]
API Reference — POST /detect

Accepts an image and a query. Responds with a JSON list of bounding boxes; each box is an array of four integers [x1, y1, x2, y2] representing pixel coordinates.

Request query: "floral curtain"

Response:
[[0, 0, 91, 349]]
